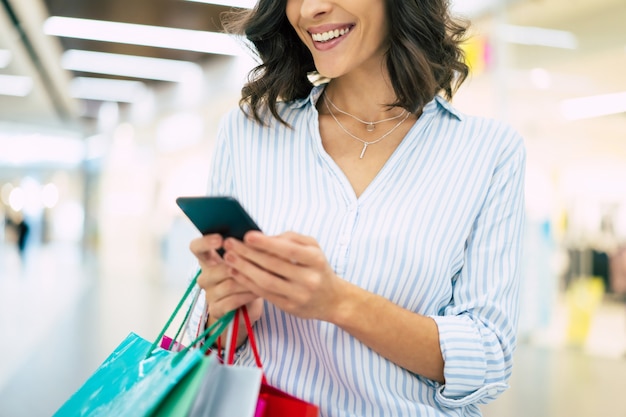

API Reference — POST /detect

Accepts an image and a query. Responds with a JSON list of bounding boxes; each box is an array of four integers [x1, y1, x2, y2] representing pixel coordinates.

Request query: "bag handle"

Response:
[[166, 280, 202, 351], [242, 306, 263, 368], [226, 308, 241, 365], [162, 310, 236, 366], [145, 269, 236, 360], [225, 306, 267, 384], [183, 309, 235, 356], [225, 306, 262, 366], [146, 269, 201, 359]]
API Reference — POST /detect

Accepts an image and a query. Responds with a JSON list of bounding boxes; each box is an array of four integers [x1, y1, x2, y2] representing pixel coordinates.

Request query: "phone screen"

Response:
[[176, 196, 261, 241]]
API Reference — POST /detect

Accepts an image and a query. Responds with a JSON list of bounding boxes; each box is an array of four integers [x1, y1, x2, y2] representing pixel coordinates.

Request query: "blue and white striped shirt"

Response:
[[194, 83, 525, 417]]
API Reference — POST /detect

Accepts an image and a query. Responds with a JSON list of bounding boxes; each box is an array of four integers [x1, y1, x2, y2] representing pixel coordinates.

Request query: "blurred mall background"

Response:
[[1, 0, 625, 415]]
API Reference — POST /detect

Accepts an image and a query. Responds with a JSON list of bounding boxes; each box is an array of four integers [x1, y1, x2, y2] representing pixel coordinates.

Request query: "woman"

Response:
[[189, 0, 526, 415]]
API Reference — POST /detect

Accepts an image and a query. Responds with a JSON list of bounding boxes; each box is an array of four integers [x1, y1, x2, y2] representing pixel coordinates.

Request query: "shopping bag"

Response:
[[187, 351, 264, 417], [160, 334, 185, 351], [94, 342, 205, 416], [149, 292, 206, 416], [52, 271, 234, 417], [257, 383, 319, 417], [150, 353, 216, 417], [52, 331, 170, 416], [188, 307, 264, 417], [229, 307, 320, 417]]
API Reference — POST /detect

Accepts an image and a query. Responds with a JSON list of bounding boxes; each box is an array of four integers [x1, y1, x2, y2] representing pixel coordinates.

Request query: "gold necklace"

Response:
[[324, 94, 408, 132], [323, 94, 411, 159]]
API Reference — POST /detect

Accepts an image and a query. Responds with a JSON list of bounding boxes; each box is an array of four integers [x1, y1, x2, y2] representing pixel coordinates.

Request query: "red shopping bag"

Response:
[[235, 307, 319, 417], [256, 384, 318, 417]]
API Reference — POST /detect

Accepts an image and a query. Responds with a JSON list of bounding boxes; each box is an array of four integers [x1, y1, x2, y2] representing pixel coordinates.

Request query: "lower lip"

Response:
[[311, 30, 351, 51]]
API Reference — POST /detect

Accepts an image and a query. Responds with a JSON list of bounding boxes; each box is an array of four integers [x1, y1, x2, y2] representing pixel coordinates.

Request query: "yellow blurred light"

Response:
[[462, 35, 487, 75]]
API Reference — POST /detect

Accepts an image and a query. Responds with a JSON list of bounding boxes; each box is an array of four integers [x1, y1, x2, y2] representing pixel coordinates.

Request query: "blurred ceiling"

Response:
[[0, 0, 232, 131], [0, 0, 624, 134]]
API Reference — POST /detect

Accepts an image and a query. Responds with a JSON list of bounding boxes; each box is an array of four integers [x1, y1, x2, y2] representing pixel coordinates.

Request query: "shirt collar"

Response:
[[288, 83, 463, 121], [432, 95, 463, 121], [287, 83, 325, 109]]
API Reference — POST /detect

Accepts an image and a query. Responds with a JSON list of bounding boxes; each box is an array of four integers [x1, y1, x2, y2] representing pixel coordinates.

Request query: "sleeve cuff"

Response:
[[430, 314, 507, 407], [435, 381, 508, 408]]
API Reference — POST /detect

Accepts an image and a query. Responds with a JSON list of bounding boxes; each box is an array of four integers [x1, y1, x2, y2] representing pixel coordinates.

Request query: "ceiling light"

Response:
[[0, 74, 33, 97], [185, 0, 256, 7], [61, 50, 202, 82], [70, 77, 148, 103], [529, 68, 552, 90], [498, 24, 578, 49], [0, 49, 12, 68], [450, 0, 500, 17], [0, 132, 84, 166], [44, 16, 245, 56], [560, 91, 626, 120]]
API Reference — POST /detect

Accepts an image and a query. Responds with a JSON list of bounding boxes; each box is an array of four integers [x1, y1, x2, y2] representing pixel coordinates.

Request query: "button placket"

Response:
[[334, 204, 359, 276]]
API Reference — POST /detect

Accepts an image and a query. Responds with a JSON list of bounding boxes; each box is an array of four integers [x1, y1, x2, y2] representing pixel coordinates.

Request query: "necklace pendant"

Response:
[[366, 123, 375, 132], [359, 143, 368, 159]]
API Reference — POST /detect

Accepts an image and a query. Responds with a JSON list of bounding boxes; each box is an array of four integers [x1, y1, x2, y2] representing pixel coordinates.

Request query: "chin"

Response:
[[313, 65, 344, 80], [310, 55, 341, 77]]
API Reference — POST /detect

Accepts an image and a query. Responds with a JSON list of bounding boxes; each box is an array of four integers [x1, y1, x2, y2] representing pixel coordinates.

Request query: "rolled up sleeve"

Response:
[[431, 133, 526, 408]]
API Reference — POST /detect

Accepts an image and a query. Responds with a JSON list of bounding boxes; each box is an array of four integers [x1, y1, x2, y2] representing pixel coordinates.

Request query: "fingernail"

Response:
[[244, 231, 261, 242], [224, 253, 236, 263], [208, 236, 221, 246]]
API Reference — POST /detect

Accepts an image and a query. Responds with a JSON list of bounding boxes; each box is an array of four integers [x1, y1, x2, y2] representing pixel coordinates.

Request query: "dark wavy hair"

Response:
[[223, 0, 469, 125]]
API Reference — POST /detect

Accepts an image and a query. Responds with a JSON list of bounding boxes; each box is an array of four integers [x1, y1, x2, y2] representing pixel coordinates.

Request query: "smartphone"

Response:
[[176, 196, 261, 241]]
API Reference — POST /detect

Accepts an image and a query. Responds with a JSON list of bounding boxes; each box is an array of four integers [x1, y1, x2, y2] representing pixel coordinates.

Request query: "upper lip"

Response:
[[307, 24, 354, 35]]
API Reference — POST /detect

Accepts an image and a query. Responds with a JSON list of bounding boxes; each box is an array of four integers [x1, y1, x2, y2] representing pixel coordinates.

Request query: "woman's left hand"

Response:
[[222, 231, 346, 322]]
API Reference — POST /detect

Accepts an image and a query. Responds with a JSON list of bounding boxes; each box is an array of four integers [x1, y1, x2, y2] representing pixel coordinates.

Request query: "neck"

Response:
[[321, 73, 399, 121]]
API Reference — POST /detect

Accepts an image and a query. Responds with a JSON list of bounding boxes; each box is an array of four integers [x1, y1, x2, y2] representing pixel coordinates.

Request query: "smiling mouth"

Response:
[[311, 26, 352, 43]]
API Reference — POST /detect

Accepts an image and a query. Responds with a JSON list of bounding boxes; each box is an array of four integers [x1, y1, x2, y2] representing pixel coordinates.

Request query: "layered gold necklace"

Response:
[[323, 94, 411, 159]]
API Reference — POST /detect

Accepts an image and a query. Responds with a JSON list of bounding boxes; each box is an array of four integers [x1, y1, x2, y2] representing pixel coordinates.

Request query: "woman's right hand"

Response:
[[189, 234, 263, 323]]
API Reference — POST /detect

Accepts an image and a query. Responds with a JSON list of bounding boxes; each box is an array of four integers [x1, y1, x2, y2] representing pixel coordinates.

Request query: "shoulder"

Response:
[[218, 105, 255, 131], [219, 83, 322, 131], [433, 96, 525, 156], [218, 99, 311, 133]]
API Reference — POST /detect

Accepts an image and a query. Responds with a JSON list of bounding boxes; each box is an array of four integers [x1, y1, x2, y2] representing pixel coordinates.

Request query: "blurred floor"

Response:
[[1, 241, 625, 417]]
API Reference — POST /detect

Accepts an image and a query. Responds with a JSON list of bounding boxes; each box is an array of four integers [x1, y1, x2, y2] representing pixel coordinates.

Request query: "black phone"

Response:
[[176, 196, 261, 241]]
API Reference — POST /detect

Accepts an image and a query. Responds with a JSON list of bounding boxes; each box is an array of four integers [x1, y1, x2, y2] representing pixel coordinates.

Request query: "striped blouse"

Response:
[[191, 83, 526, 417]]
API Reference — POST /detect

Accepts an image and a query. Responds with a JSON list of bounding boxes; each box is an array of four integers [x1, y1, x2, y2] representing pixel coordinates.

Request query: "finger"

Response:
[[189, 234, 224, 263], [225, 250, 293, 300], [230, 268, 290, 307], [196, 263, 230, 289], [208, 291, 260, 318], [211, 276, 254, 302], [246, 230, 319, 248], [225, 238, 304, 280], [240, 232, 319, 266], [274, 231, 319, 246]]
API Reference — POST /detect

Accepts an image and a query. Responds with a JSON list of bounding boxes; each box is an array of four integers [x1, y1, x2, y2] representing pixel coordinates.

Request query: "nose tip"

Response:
[[300, 0, 332, 19]]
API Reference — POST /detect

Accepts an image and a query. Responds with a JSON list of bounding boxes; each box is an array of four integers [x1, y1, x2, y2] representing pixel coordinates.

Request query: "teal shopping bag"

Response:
[[53, 271, 235, 417]]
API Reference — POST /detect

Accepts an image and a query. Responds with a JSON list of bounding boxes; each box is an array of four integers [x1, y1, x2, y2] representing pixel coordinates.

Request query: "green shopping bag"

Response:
[[150, 351, 216, 416], [52, 271, 235, 417]]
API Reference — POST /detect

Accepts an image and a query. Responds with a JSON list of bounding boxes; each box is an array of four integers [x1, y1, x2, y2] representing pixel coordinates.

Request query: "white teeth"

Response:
[[312, 27, 350, 43]]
